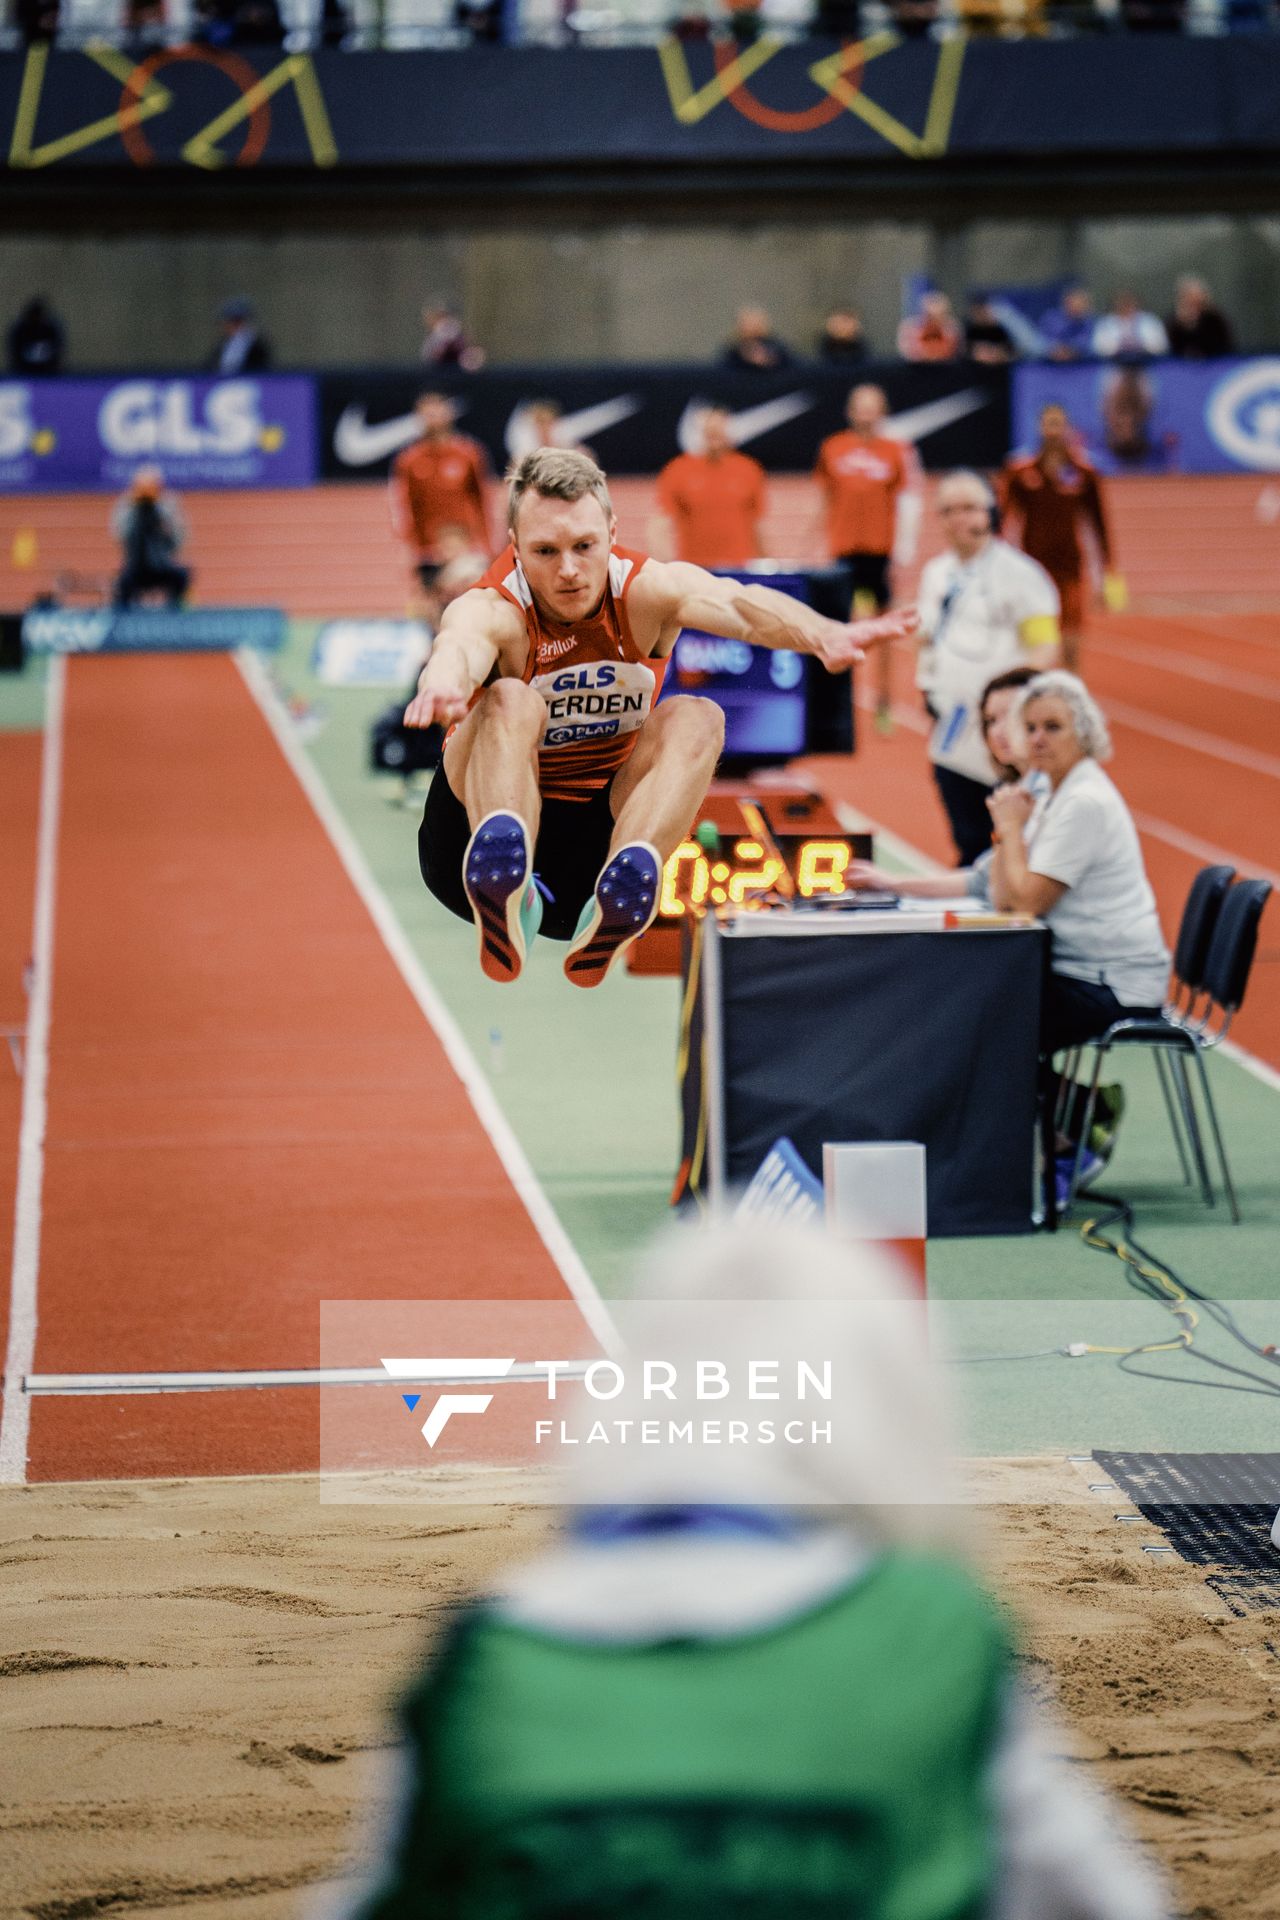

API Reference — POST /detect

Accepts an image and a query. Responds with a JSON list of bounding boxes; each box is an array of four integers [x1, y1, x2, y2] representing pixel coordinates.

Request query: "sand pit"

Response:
[[2, 1461, 1276, 1920]]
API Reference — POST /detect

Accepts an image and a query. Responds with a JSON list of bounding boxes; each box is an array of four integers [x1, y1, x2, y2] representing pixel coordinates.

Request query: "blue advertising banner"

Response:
[[21, 605, 286, 653], [1012, 358, 1280, 477], [0, 377, 316, 492]]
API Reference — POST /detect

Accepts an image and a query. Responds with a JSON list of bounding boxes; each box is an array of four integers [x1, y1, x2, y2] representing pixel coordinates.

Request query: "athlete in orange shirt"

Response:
[[389, 392, 493, 599], [652, 407, 766, 567], [814, 384, 921, 731], [406, 449, 915, 988], [1000, 404, 1124, 673]]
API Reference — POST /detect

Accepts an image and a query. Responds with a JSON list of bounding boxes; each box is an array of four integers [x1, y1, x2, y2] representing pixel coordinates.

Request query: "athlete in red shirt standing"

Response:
[[652, 406, 767, 567], [389, 391, 493, 602], [814, 384, 920, 731], [1000, 404, 1125, 674], [406, 449, 915, 988]]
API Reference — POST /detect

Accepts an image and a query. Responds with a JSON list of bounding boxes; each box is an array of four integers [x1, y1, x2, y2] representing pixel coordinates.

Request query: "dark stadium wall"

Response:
[[3, 212, 1280, 371], [7, 214, 1280, 370]]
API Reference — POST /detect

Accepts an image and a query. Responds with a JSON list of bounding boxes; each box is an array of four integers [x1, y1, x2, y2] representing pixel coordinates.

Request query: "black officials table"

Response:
[[676, 907, 1049, 1238]]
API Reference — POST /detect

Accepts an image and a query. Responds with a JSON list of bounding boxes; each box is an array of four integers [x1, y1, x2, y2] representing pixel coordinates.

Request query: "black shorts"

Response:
[[418, 771, 617, 942], [836, 551, 892, 610]]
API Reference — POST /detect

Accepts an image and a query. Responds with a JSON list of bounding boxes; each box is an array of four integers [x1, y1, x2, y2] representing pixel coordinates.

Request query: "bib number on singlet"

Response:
[[534, 659, 656, 749]]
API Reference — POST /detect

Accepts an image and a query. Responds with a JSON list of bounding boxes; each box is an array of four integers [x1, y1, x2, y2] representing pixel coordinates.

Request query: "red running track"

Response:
[[7, 654, 594, 1483]]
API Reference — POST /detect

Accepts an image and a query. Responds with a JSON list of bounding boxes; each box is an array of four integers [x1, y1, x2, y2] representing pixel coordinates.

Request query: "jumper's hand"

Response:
[[404, 682, 471, 728], [814, 604, 918, 672]]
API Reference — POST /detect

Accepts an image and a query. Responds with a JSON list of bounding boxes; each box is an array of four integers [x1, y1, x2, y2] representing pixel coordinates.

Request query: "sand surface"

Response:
[[2, 1460, 1276, 1920]]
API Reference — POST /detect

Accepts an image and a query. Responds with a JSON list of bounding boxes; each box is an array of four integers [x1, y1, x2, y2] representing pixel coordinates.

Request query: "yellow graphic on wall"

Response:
[[657, 30, 967, 158], [8, 42, 337, 170]]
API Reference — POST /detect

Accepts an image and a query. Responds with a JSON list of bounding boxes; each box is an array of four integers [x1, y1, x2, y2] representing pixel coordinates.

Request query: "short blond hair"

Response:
[[506, 448, 613, 534]]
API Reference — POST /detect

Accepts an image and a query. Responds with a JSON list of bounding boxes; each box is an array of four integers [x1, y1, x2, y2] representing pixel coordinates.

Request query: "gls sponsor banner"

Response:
[[0, 377, 316, 491], [319, 362, 1009, 479], [1013, 357, 1280, 477]]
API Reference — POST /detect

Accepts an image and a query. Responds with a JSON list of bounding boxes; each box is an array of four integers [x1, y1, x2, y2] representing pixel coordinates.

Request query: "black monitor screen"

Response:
[[659, 570, 851, 770]]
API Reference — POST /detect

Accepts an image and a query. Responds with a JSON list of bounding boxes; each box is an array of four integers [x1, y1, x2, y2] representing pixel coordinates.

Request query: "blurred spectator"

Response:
[[14, 0, 59, 40], [1119, 0, 1185, 26], [7, 297, 64, 377], [896, 290, 961, 363], [193, 0, 284, 42], [719, 305, 795, 372], [112, 468, 191, 609], [814, 383, 920, 730], [1100, 366, 1176, 472], [419, 522, 489, 630], [816, 305, 869, 367], [508, 398, 593, 461], [389, 392, 493, 604], [651, 405, 766, 567], [1091, 291, 1168, 361], [319, 0, 351, 45], [1165, 276, 1234, 359], [812, 0, 862, 34], [1038, 284, 1096, 362], [207, 298, 271, 374], [420, 299, 485, 372], [963, 293, 1016, 365], [1000, 403, 1121, 675], [124, 0, 169, 49], [456, 0, 504, 40], [888, 0, 939, 29], [343, 1217, 1170, 1920]]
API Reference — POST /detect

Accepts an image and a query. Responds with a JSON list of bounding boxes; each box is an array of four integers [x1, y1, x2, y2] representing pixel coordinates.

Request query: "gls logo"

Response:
[[98, 381, 278, 459], [380, 1356, 515, 1447], [550, 663, 615, 694]]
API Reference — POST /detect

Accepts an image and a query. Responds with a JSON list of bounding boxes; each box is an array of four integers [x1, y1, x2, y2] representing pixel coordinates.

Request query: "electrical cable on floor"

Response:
[[1075, 1189, 1280, 1401]]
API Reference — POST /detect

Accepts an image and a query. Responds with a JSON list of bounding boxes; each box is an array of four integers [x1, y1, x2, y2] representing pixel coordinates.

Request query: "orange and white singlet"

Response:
[[480, 542, 659, 804]]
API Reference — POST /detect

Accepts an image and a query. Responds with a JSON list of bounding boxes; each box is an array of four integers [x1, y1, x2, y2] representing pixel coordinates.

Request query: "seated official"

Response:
[[847, 665, 1042, 904], [986, 671, 1169, 1058]]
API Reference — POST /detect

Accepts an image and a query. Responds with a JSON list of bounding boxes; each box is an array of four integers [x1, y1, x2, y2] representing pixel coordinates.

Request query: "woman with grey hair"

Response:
[[987, 670, 1169, 1059]]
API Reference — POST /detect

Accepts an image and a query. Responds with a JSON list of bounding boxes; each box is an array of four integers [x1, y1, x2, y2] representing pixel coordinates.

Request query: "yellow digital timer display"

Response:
[[658, 837, 852, 916]]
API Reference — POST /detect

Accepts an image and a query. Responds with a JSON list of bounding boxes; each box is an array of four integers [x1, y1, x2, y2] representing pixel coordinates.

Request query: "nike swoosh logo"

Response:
[[879, 390, 989, 444], [677, 391, 814, 453], [505, 394, 642, 460], [333, 402, 469, 467]]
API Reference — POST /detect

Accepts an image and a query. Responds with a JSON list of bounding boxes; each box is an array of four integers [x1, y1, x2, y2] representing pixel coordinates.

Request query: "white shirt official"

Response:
[[917, 539, 1059, 786]]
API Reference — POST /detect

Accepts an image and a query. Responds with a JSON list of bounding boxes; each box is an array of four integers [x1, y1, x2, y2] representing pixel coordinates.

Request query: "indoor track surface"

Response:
[[1, 471, 1277, 1485]]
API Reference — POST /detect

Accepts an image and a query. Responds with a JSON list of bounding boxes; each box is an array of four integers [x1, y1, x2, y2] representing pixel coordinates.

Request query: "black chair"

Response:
[[1065, 875, 1271, 1222], [1054, 861, 1233, 1158]]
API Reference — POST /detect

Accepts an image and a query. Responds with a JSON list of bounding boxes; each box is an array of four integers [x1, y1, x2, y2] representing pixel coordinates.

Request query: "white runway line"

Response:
[[233, 647, 618, 1356], [26, 1361, 592, 1395], [1088, 635, 1280, 704], [0, 655, 65, 1485]]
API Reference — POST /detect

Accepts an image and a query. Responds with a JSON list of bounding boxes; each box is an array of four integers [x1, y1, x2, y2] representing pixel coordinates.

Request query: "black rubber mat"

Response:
[[1094, 1452, 1280, 1614]]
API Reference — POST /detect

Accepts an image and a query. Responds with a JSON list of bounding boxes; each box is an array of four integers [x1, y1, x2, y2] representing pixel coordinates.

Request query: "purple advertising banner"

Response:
[[0, 377, 317, 491], [1013, 358, 1280, 477]]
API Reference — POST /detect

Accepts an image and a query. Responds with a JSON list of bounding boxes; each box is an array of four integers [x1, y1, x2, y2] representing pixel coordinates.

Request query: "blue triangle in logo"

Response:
[[402, 1393, 421, 1411]]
